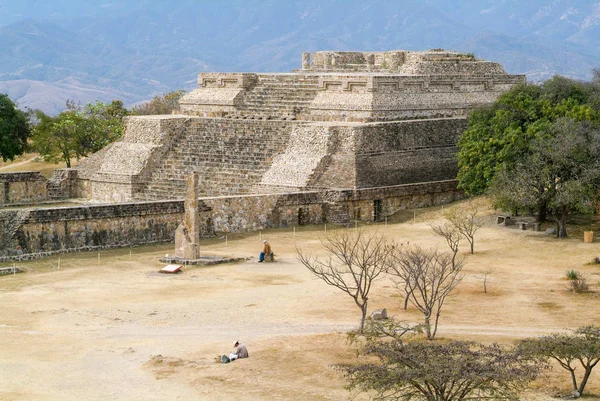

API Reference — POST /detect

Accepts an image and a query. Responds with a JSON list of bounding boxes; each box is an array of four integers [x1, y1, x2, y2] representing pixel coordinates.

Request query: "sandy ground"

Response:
[[0, 153, 73, 178], [1, 202, 600, 400]]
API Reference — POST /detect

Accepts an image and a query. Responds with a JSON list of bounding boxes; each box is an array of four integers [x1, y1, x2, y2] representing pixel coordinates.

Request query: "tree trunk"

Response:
[[359, 303, 367, 332], [555, 206, 569, 238], [469, 238, 474, 254], [537, 201, 547, 223], [424, 314, 432, 340], [570, 368, 579, 393], [578, 367, 593, 395]]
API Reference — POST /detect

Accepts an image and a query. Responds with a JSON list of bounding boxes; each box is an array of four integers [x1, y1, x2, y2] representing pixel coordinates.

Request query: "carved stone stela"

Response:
[[175, 172, 200, 259]]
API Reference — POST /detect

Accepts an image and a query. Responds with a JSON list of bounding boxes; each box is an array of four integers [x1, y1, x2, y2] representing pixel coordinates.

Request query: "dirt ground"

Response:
[[0, 153, 73, 178], [1, 201, 600, 400]]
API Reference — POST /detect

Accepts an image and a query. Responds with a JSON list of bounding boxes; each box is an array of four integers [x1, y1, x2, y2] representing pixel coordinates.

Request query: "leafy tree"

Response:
[[518, 326, 600, 396], [457, 76, 600, 210], [32, 100, 125, 167], [297, 230, 391, 331], [80, 101, 126, 153], [32, 110, 85, 168], [0, 94, 30, 161], [387, 246, 463, 340], [340, 334, 541, 401], [489, 119, 600, 238], [130, 89, 186, 115]]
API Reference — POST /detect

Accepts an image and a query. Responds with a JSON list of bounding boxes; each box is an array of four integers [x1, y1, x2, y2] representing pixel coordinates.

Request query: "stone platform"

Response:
[[158, 255, 247, 266], [0, 266, 23, 275]]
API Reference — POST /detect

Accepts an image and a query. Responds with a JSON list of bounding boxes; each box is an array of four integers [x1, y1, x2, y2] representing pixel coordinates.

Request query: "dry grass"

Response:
[[1, 199, 600, 400], [0, 152, 77, 177]]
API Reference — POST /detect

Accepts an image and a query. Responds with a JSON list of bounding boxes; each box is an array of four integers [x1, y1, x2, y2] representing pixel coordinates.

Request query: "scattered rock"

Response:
[[370, 308, 388, 320]]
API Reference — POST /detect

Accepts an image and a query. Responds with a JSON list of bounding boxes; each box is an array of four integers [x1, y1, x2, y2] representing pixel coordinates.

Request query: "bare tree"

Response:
[[475, 268, 495, 293], [388, 246, 463, 340], [445, 200, 483, 254], [297, 230, 391, 331], [430, 221, 461, 269]]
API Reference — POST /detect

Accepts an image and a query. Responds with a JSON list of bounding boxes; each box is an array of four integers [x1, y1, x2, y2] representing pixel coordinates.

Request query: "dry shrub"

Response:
[[569, 277, 590, 293]]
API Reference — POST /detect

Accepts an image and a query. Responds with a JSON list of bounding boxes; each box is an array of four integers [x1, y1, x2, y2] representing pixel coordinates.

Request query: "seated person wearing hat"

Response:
[[258, 240, 272, 262]]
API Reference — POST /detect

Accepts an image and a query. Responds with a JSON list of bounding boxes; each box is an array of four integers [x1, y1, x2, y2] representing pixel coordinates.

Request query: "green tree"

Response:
[[518, 326, 600, 397], [130, 89, 186, 115], [32, 110, 86, 168], [340, 333, 541, 401], [457, 76, 600, 204], [489, 119, 600, 238], [80, 101, 126, 153], [32, 100, 125, 168], [0, 94, 30, 161]]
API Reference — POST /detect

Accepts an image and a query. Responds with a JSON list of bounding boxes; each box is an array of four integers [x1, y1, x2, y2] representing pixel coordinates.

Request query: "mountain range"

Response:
[[1, 0, 599, 115]]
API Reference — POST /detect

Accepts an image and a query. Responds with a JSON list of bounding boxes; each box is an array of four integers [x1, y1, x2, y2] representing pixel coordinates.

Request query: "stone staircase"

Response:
[[47, 169, 78, 200], [235, 74, 320, 120], [135, 119, 294, 200]]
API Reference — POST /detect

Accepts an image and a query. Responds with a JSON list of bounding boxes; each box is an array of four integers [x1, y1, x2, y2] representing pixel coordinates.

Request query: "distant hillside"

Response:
[[0, 0, 599, 114]]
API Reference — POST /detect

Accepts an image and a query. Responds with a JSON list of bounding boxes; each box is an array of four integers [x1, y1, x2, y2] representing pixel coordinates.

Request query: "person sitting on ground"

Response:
[[258, 240, 272, 262], [229, 341, 248, 361]]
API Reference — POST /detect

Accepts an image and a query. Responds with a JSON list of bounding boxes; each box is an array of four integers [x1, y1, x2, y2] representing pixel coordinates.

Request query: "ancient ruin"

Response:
[[0, 50, 525, 260]]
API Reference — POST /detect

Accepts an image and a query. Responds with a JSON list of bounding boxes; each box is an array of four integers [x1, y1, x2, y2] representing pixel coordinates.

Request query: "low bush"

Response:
[[569, 277, 590, 293], [566, 269, 582, 280]]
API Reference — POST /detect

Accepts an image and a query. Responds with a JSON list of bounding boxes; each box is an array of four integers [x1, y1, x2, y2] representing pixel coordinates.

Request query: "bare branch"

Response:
[[387, 246, 463, 340], [297, 230, 391, 331], [444, 200, 484, 254]]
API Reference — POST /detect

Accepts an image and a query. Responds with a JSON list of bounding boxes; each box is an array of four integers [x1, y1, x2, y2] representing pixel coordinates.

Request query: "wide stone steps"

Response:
[[325, 203, 351, 227], [243, 98, 314, 105], [140, 172, 265, 200], [234, 75, 320, 119]]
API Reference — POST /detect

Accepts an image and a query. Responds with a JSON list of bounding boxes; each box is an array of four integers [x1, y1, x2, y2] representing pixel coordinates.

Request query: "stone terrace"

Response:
[[75, 49, 524, 203]]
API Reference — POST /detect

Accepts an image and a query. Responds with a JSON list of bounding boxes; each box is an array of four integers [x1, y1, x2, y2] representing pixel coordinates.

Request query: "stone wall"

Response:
[[0, 172, 48, 205], [340, 180, 461, 222], [177, 69, 524, 123], [259, 119, 464, 192], [0, 181, 461, 261], [354, 118, 466, 187], [307, 74, 524, 122], [305, 50, 505, 75], [0, 200, 209, 260]]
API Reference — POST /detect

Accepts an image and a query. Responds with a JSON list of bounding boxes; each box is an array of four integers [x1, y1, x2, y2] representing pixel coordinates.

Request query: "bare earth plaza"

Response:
[[1, 51, 600, 399]]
